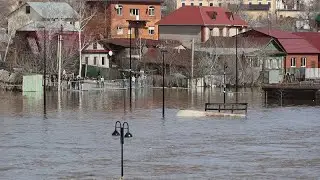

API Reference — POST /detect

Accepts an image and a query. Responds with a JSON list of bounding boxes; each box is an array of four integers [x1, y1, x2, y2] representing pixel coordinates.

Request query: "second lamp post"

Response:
[[112, 121, 133, 179]]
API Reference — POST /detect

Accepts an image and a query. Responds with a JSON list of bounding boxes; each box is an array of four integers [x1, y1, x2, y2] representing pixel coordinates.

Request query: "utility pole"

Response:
[[235, 28, 238, 103], [78, 28, 82, 77], [43, 27, 47, 114], [129, 26, 132, 111], [224, 62, 226, 104], [58, 25, 63, 92], [191, 38, 195, 89]]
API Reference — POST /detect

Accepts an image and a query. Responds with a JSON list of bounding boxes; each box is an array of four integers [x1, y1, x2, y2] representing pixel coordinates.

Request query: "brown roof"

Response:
[[103, 38, 183, 48], [142, 48, 191, 68], [201, 36, 271, 48], [157, 6, 248, 26]]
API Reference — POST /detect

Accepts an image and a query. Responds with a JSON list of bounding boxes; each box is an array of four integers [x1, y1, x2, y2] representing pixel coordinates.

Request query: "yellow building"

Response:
[[176, 0, 241, 9], [242, 0, 276, 12]]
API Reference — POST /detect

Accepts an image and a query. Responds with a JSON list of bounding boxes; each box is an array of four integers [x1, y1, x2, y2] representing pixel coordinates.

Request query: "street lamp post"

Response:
[[112, 121, 133, 179], [129, 26, 132, 111], [161, 49, 167, 118], [224, 63, 227, 104], [235, 27, 238, 103], [43, 27, 47, 114]]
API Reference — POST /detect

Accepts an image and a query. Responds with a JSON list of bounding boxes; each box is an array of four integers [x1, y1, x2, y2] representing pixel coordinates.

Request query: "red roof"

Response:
[[157, 6, 248, 26], [293, 32, 320, 51], [278, 39, 320, 54], [243, 28, 320, 54]]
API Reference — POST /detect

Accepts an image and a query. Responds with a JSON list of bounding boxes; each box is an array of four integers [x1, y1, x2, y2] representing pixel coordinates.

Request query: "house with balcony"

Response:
[[157, 6, 248, 44], [85, 0, 162, 40]]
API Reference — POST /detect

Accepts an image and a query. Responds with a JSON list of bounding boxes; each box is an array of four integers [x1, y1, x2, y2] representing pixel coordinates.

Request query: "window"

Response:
[[301, 57, 307, 67], [191, 3, 194, 6], [117, 27, 123, 35], [102, 57, 105, 65], [116, 5, 123, 16], [130, 9, 139, 16], [219, 3, 222, 7], [148, 6, 155, 16], [182, 3, 185, 6], [268, 2, 271, 6], [219, 28, 223, 36], [199, 3, 203, 6], [94, 57, 97, 65], [26, 6, 30, 14], [93, 42, 97, 50], [128, 28, 132, 34], [85, 57, 89, 64], [148, 27, 155, 35], [210, 3, 213, 6], [291, 57, 296, 67]]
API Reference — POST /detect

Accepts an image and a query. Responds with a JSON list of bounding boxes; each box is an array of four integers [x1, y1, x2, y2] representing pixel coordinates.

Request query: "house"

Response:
[[239, 28, 320, 80], [81, 41, 115, 78], [85, 0, 162, 40], [6, 2, 80, 73], [82, 41, 112, 68], [156, 6, 248, 44], [293, 32, 320, 79], [196, 36, 286, 85], [7, 2, 79, 36]]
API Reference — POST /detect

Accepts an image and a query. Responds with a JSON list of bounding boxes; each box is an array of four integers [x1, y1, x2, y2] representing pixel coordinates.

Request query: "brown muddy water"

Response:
[[0, 88, 320, 179]]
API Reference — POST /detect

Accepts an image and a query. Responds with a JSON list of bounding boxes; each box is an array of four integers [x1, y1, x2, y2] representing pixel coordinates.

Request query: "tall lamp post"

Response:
[[161, 49, 167, 118], [129, 26, 132, 111], [41, 26, 47, 114], [235, 27, 238, 103], [127, 19, 147, 111], [112, 121, 133, 179], [224, 63, 227, 104]]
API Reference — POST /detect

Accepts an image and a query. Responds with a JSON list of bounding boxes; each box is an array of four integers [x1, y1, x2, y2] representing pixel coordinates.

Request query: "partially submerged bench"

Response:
[[205, 103, 248, 115]]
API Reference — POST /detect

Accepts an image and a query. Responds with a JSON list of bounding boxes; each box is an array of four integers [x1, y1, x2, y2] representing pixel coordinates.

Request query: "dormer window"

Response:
[[210, 12, 218, 20], [93, 42, 97, 50], [26, 6, 30, 14]]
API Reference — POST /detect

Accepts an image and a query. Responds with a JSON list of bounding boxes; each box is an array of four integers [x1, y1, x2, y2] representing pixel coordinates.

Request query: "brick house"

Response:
[[239, 28, 320, 80], [156, 6, 248, 44], [85, 0, 162, 40]]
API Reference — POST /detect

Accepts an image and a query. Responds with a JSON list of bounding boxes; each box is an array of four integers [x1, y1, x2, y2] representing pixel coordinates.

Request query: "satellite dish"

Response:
[[115, 4, 119, 9], [108, 51, 113, 56]]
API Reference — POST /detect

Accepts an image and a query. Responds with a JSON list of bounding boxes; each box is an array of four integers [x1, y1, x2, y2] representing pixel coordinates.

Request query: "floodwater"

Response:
[[0, 88, 320, 180]]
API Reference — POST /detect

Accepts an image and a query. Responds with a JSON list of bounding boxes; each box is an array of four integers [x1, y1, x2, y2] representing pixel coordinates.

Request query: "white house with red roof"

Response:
[[82, 41, 112, 69], [156, 6, 248, 43]]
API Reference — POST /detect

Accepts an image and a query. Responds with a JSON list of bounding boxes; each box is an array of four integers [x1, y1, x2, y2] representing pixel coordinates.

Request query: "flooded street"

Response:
[[0, 88, 320, 179]]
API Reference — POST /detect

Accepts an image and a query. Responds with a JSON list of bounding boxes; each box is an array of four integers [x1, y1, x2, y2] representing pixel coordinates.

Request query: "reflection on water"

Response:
[[0, 88, 320, 179]]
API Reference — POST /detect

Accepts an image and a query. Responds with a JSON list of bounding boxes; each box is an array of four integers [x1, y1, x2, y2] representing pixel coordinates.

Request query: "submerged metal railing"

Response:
[[205, 103, 248, 114]]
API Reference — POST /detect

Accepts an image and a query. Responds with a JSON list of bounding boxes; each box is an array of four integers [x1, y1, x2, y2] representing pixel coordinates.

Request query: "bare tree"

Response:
[[162, 0, 176, 16], [64, 0, 97, 76], [298, 0, 320, 31]]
